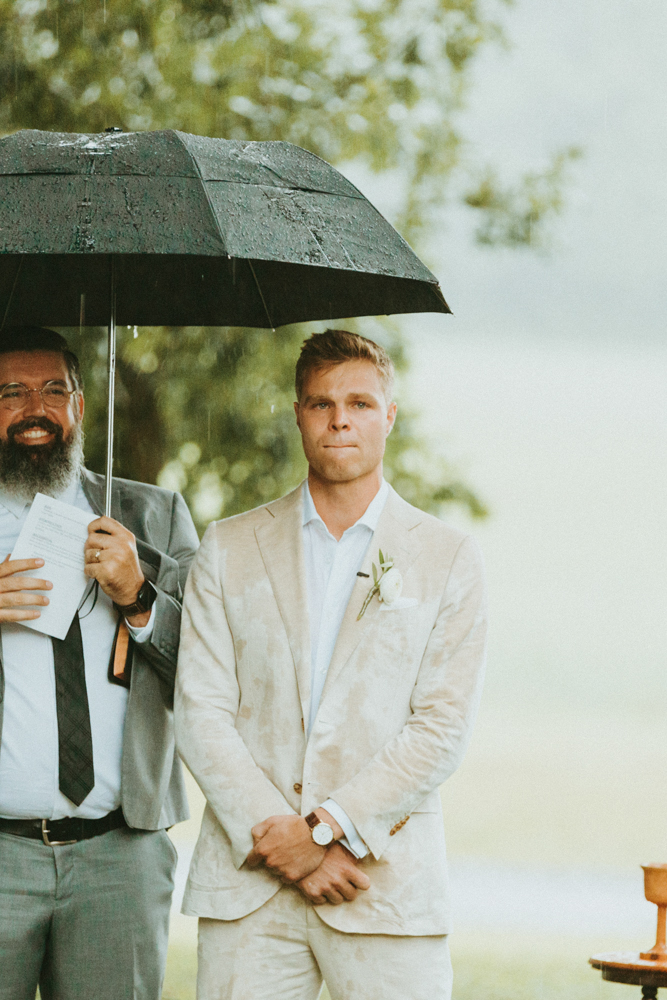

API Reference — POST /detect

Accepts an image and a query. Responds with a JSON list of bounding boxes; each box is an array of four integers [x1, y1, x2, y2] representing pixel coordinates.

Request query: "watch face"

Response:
[[312, 822, 334, 847]]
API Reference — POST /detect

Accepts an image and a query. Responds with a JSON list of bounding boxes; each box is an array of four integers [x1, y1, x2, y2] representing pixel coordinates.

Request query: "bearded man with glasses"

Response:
[[0, 326, 199, 1000]]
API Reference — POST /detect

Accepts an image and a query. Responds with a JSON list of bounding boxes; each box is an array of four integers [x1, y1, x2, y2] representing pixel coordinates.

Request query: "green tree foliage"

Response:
[[0, 0, 573, 528], [465, 147, 583, 249], [0, 0, 572, 245]]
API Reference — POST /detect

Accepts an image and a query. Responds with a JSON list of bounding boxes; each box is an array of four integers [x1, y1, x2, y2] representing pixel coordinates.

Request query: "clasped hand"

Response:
[[247, 814, 370, 906]]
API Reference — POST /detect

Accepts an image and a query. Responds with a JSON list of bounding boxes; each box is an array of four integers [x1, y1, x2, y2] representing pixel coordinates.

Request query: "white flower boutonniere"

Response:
[[379, 567, 403, 606], [357, 550, 402, 620]]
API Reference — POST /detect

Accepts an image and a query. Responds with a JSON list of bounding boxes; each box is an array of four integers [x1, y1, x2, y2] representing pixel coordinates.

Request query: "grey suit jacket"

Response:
[[0, 468, 200, 831]]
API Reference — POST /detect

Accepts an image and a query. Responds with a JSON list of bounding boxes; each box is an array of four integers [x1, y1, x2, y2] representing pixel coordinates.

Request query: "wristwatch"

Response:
[[114, 579, 157, 618], [305, 811, 334, 847]]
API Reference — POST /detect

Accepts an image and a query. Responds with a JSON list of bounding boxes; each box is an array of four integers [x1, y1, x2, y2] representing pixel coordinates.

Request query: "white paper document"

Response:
[[11, 493, 96, 640]]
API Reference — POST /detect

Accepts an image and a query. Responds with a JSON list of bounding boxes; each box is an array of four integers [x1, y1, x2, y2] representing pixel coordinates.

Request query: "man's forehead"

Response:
[[304, 360, 385, 393], [0, 350, 70, 382]]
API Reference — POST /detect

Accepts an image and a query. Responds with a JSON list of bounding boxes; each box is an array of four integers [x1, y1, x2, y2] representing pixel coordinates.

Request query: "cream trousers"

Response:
[[197, 886, 452, 1000]]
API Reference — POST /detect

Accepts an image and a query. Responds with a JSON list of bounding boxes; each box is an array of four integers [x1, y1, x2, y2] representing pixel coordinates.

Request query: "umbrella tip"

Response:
[[104, 126, 123, 133]]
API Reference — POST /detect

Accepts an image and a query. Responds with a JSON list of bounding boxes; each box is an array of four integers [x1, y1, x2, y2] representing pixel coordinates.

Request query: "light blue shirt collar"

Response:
[[0, 493, 30, 520], [0, 476, 81, 521], [302, 478, 390, 536]]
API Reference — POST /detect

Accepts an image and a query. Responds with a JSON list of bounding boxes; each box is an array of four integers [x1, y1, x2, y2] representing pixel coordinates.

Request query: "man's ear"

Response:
[[77, 391, 85, 423], [386, 401, 397, 436], [294, 400, 301, 430]]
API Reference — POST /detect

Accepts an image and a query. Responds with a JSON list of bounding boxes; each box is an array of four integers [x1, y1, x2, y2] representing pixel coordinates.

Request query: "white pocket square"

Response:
[[380, 597, 419, 612]]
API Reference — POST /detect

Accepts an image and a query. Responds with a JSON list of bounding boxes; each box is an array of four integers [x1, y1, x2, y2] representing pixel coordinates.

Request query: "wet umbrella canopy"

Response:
[[0, 128, 451, 512], [0, 128, 449, 328]]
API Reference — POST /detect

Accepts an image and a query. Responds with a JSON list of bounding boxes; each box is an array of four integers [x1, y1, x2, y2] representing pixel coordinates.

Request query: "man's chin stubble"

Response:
[[310, 459, 375, 484]]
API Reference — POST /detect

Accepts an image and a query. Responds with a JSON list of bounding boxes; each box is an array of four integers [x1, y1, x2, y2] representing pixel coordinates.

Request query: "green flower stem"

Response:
[[357, 582, 380, 620], [357, 553, 394, 620]]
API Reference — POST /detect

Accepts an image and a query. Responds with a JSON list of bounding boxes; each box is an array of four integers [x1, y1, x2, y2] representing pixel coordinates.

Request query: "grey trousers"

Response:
[[0, 826, 177, 1000]]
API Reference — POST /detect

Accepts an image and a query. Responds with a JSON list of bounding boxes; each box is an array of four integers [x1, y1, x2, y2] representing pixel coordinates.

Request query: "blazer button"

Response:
[[293, 783, 302, 793]]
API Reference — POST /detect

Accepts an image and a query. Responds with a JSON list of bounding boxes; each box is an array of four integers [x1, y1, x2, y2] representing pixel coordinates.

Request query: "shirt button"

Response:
[[293, 783, 302, 794]]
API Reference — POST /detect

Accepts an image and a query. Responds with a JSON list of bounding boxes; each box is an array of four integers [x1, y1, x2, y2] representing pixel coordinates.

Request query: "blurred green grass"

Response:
[[162, 933, 638, 1000], [162, 941, 196, 1000], [451, 934, 635, 1000]]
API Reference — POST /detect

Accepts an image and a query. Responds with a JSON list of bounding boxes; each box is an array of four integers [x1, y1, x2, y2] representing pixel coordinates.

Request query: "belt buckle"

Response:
[[41, 819, 77, 847]]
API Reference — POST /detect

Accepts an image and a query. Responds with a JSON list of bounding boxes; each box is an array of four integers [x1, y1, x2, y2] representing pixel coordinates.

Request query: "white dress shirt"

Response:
[[302, 478, 389, 859], [0, 478, 155, 820]]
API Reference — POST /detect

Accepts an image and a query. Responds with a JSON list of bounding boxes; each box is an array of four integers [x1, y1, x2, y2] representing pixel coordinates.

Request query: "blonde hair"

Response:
[[295, 330, 395, 402]]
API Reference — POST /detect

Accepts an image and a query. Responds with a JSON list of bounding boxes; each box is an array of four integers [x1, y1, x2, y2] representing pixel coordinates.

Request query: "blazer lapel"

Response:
[[319, 489, 424, 703], [254, 486, 312, 727], [81, 468, 122, 521]]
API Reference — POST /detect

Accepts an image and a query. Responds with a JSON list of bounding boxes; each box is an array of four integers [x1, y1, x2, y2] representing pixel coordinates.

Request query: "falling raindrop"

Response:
[[133, 326, 138, 338], [270, 404, 275, 413]]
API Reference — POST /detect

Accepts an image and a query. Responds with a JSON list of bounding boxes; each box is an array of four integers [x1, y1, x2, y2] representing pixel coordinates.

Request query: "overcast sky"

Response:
[[393, 0, 667, 715]]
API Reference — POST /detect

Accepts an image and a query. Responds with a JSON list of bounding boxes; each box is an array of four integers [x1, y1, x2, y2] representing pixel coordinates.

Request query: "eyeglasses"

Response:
[[0, 382, 77, 410]]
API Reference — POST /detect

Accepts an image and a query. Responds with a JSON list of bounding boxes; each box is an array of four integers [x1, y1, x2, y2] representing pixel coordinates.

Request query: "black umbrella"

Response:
[[0, 128, 451, 513]]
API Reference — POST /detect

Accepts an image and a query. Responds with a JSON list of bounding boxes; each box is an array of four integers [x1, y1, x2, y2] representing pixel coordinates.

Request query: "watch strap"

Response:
[[304, 811, 320, 830], [114, 579, 157, 618]]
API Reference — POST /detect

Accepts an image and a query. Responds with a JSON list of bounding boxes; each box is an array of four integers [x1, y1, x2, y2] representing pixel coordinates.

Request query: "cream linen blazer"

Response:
[[174, 483, 487, 935]]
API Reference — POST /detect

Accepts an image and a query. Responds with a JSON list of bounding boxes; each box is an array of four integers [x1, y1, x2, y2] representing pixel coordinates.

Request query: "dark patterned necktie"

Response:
[[52, 613, 95, 806]]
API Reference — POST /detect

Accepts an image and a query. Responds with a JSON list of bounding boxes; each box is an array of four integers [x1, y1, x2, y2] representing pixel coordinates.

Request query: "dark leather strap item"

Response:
[[0, 807, 126, 844], [52, 613, 95, 806], [304, 811, 320, 830], [114, 579, 157, 618]]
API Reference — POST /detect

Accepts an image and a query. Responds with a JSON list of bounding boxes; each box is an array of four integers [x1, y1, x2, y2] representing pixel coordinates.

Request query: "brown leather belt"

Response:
[[0, 806, 126, 846]]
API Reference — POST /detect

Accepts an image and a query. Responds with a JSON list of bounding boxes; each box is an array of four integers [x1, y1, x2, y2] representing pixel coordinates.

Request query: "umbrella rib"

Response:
[[248, 261, 275, 330], [1, 256, 23, 330], [428, 282, 451, 313], [176, 131, 229, 255]]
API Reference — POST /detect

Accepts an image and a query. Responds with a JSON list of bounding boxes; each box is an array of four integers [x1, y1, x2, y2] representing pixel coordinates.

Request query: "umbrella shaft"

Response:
[[105, 259, 116, 518]]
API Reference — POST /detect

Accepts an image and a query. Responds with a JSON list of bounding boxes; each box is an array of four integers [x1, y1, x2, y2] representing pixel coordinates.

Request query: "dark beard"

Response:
[[0, 417, 84, 501]]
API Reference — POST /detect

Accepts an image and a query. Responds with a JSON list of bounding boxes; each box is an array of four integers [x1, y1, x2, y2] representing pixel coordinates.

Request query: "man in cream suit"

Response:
[[175, 330, 487, 1000]]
